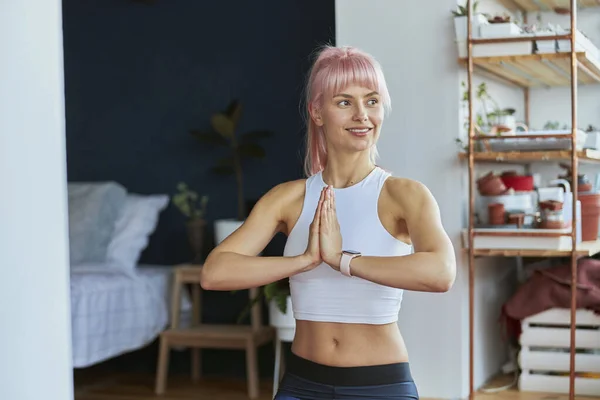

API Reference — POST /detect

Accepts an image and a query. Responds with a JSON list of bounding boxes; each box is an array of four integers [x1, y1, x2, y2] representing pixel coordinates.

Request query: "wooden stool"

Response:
[[154, 264, 275, 399]]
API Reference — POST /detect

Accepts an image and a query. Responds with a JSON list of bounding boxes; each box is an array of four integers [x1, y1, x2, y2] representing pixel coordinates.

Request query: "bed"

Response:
[[70, 264, 191, 368], [67, 182, 192, 368]]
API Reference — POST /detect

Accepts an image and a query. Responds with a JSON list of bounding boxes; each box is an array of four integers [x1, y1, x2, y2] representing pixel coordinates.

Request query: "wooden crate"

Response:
[[518, 308, 600, 396]]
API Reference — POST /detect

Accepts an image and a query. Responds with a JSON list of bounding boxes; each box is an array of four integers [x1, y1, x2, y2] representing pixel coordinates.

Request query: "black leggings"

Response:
[[274, 352, 419, 400]]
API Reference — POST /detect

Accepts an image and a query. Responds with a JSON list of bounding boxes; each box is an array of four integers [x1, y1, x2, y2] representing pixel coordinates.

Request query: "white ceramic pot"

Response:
[[497, 115, 516, 131], [454, 14, 488, 41], [214, 218, 244, 244], [269, 296, 295, 329]]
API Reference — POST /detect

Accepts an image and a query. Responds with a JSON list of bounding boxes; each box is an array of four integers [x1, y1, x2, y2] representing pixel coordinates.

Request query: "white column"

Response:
[[0, 2, 73, 400]]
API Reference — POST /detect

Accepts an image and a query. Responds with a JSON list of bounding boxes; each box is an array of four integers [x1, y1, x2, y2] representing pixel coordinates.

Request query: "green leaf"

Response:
[[241, 130, 274, 143], [274, 293, 287, 314], [190, 130, 229, 146], [264, 282, 278, 300], [238, 143, 265, 159], [211, 113, 235, 138]]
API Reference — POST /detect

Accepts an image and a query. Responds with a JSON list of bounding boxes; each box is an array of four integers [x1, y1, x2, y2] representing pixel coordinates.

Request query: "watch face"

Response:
[[344, 250, 360, 255]]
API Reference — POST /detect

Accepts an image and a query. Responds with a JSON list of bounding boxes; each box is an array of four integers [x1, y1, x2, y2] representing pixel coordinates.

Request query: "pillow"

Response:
[[67, 182, 127, 264], [106, 193, 169, 269]]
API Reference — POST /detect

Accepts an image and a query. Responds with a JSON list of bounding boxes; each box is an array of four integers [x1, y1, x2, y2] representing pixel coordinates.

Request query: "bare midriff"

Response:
[[290, 320, 409, 367]]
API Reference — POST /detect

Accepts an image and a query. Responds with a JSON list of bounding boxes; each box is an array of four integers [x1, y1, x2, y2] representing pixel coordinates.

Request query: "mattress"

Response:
[[70, 264, 192, 368]]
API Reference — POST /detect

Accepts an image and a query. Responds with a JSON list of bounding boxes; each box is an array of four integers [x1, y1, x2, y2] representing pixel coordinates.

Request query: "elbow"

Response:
[[433, 277, 454, 293], [433, 259, 456, 293], [199, 267, 214, 290], [200, 253, 221, 290]]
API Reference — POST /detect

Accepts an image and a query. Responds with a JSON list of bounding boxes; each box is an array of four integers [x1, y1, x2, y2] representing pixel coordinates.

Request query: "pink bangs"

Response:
[[303, 46, 391, 177], [309, 46, 391, 113]]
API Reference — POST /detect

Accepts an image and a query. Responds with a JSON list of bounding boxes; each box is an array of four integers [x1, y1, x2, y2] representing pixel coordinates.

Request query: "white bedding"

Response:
[[70, 264, 191, 368]]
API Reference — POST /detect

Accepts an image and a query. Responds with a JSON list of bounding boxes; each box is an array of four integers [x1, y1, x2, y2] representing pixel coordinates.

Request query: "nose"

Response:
[[353, 104, 368, 121]]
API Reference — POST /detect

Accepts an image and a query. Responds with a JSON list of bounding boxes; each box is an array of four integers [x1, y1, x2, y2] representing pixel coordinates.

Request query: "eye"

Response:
[[367, 98, 379, 106], [337, 100, 350, 107]]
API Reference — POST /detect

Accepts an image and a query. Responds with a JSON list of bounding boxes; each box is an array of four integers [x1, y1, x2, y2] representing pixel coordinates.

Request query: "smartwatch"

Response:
[[340, 250, 361, 277]]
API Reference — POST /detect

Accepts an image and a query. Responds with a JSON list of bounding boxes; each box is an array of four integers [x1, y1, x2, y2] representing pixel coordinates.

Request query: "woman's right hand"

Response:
[[302, 187, 326, 271]]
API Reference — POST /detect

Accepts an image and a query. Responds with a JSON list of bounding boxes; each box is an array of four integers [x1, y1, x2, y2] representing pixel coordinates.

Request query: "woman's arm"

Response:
[[351, 178, 456, 292], [323, 178, 456, 292], [200, 180, 321, 291]]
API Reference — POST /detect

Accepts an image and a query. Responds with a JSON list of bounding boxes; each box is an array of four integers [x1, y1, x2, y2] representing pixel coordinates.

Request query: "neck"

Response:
[[321, 151, 376, 189]]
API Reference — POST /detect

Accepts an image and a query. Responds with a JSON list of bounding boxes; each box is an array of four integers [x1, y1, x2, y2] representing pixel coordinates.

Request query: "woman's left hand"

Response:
[[319, 186, 343, 270]]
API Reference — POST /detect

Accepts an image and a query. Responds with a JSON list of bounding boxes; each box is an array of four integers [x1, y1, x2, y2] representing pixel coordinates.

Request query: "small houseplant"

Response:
[[452, 1, 487, 43], [461, 81, 519, 133], [190, 99, 273, 222], [236, 278, 291, 324], [172, 182, 209, 263], [191, 99, 274, 245]]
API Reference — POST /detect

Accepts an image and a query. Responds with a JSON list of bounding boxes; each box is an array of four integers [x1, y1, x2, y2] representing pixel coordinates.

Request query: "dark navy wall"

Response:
[[63, 0, 334, 377]]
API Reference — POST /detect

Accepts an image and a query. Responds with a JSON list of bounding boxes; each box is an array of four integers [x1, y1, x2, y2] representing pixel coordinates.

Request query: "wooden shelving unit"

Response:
[[470, 238, 600, 257], [460, 1, 600, 399], [458, 149, 600, 163], [499, 0, 600, 12], [459, 52, 600, 88]]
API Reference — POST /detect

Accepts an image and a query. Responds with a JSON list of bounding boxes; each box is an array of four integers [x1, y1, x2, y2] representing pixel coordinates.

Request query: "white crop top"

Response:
[[283, 166, 413, 325]]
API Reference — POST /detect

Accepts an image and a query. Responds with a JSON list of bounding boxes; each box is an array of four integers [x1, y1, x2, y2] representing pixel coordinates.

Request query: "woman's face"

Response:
[[312, 85, 384, 155]]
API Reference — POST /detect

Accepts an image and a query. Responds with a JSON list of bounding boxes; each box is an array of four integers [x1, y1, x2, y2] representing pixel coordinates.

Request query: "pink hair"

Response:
[[303, 45, 391, 177]]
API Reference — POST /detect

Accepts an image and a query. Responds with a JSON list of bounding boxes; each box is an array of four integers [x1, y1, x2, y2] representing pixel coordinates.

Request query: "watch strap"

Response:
[[340, 252, 359, 277]]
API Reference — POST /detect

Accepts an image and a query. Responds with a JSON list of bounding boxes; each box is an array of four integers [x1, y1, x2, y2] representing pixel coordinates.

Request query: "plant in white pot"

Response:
[[236, 278, 294, 330], [190, 99, 274, 244], [495, 108, 517, 131], [452, 1, 487, 40]]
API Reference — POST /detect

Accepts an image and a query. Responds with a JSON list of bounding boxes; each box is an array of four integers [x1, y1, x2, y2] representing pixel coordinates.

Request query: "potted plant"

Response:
[[190, 99, 274, 244], [496, 108, 516, 130], [235, 277, 294, 330], [266, 279, 295, 330], [452, 1, 487, 43], [172, 182, 209, 263]]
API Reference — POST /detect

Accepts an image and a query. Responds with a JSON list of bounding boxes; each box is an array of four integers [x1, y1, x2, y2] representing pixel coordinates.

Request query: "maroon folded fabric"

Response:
[[500, 257, 600, 340]]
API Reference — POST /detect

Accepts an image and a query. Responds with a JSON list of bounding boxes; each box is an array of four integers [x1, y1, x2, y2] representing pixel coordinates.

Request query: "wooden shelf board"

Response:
[[468, 239, 600, 258], [499, 0, 600, 13], [458, 149, 600, 164], [459, 52, 600, 88]]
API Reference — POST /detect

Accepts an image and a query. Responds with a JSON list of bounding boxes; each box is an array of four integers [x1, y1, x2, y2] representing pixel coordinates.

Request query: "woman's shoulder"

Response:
[[260, 178, 308, 206], [382, 176, 436, 214]]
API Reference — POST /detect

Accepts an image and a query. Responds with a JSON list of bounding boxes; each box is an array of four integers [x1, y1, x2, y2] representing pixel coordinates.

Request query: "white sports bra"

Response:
[[283, 166, 413, 325]]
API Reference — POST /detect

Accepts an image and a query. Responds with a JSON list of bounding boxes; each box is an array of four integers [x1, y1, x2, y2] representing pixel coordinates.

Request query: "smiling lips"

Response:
[[346, 127, 373, 137]]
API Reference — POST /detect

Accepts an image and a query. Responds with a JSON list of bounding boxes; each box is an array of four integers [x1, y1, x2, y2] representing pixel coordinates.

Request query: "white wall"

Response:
[[0, 2, 73, 400], [336, 0, 518, 398]]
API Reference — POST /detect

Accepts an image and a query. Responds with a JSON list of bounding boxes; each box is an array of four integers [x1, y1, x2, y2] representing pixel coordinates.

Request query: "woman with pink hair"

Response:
[[201, 45, 456, 399]]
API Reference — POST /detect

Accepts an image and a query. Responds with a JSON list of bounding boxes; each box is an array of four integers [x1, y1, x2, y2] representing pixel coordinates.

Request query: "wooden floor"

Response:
[[74, 372, 599, 400], [74, 372, 274, 400]]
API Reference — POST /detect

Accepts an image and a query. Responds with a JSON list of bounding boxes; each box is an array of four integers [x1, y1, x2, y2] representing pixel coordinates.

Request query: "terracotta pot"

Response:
[[579, 193, 600, 241], [507, 212, 525, 228], [539, 200, 563, 211], [540, 220, 565, 229], [488, 203, 505, 225], [477, 172, 507, 196]]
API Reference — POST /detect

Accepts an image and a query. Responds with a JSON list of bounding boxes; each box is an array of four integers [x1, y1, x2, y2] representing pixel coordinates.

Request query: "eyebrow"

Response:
[[334, 91, 379, 99]]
